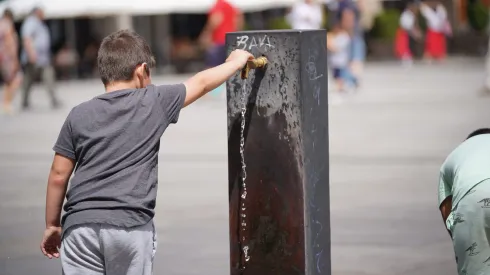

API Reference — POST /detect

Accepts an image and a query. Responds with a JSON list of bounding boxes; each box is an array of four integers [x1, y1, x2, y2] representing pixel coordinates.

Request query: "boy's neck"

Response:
[[105, 81, 138, 93]]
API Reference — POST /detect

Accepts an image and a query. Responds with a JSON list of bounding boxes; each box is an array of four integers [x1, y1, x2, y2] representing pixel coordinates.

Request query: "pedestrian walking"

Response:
[[20, 7, 59, 110], [337, 0, 366, 87], [420, 1, 450, 62], [394, 1, 422, 66], [39, 29, 254, 275], [438, 128, 490, 275], [198, 0, 243, 97], [0, 9, 22, 114], [199, 0, 243, 68], [327, 23, 357, 93]]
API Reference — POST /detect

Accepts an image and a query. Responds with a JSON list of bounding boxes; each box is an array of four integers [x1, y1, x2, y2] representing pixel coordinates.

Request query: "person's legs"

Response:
[[404, 34, 417, 67], [408, 34, 417, 59], [337, 67, 358, 91], [41, 65, 59, 108], [351, 35, 366, 62], [395, 29, 410, 60], [61, 224, 105, 275], [435, 33, 447, 62], [424, 30, 435, 63], [329, 68, 344, 105], [102, 221, 157, 275], [350, 35, 365, 83], [2, 70, 22, 114], [21, 64, 36, 109], [451, 180, 490, 275], [332, 68, 344, 92]]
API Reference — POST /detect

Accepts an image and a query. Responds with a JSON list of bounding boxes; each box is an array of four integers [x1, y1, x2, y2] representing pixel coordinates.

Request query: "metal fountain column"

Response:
[[226, 30, 330, 275]]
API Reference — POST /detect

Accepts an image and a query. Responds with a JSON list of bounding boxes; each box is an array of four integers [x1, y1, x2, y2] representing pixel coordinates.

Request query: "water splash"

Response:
[[243, 245, 250, 262], [239, 80, 250, 264]]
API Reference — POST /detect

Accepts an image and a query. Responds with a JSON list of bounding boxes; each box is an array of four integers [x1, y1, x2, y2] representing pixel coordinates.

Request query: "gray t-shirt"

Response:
[[54, 84, 186, 234]]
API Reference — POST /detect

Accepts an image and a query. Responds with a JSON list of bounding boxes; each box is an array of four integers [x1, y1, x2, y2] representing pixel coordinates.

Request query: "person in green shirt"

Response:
[[439, 128, 490, 275]]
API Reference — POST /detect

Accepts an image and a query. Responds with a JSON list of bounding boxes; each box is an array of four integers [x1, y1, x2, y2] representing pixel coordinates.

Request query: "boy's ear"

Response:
[[134, 64, 147, 79]]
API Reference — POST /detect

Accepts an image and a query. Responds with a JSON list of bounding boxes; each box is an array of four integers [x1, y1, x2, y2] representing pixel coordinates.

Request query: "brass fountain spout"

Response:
[[241, 56, 268, 79]]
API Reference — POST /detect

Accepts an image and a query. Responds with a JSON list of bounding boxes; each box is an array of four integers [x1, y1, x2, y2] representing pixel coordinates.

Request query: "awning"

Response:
[[0, 0, 298, 19]]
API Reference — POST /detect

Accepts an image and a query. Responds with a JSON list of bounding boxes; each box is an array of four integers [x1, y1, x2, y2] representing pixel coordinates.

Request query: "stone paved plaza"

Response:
[[1, 58, 489, 274]]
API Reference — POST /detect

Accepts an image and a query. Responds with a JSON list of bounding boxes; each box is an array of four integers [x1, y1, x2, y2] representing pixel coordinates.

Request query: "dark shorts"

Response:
[[206, 44, 226, 68], [332, 67, 358, 86], [332, 67, 345, 80]]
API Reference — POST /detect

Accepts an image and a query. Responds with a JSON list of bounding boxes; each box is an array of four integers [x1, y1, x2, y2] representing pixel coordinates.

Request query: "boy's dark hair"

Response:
[[466, 128, 490, 140], [3, 9, 13, 20], [97, 30, 155, 86]]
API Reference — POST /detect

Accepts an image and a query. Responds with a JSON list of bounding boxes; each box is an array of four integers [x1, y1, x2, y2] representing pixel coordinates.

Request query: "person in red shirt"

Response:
[[199, 0, 244, 67]]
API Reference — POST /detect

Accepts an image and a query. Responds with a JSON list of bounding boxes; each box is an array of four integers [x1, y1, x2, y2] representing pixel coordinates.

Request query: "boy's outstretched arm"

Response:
[[183, 49, 254, 107]]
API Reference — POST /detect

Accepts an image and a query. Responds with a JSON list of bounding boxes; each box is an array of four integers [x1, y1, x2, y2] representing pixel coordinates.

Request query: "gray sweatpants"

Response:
[[61, 221, 157, 275]]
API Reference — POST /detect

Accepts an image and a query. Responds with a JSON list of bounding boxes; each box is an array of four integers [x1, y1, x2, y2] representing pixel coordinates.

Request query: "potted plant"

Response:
[[467, 0, 489, 32], [367, 9, 401, 59], [268, 17, 292, 30]]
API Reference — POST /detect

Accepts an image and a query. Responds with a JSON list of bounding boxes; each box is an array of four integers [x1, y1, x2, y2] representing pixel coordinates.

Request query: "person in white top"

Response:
[[287, 0, 324, 30], [394, 2, 421, 65], [420, 1, 450, 61]]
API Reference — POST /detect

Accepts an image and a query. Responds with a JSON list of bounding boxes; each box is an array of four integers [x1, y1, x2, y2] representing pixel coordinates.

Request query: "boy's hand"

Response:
[[226, 49, 254, 68], [40, 226, 62, 259]]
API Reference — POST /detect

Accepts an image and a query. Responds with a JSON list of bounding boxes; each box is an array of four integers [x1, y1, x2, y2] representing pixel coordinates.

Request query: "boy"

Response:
[[39, 29, 253, 274]]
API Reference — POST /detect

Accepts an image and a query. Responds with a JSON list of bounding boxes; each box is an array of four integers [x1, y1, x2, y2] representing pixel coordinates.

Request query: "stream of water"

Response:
[[239, 80, 250, 264]]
